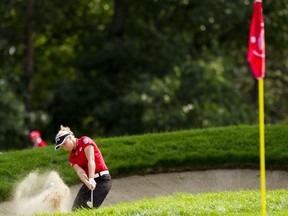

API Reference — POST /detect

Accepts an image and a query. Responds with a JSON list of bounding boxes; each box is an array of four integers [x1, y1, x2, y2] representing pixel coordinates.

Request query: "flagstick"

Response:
[[258, 78, 266, 216], [247, 0, 266, 214]]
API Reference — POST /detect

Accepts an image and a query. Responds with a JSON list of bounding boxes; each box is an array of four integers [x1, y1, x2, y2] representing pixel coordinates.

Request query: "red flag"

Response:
[[247, 0, 265, 79]]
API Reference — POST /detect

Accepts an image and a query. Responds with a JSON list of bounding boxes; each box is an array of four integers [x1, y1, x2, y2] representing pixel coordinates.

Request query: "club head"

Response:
[[87, 201, 93, 208], [87, 189, 94, 208]]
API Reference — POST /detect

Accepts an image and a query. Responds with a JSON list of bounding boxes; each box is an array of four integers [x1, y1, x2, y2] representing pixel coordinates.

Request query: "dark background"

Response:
[[1, 0, 287, 150]]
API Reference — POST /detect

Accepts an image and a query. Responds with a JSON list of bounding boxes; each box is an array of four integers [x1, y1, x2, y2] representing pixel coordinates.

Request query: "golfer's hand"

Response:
[[88, 178, 96, 190]]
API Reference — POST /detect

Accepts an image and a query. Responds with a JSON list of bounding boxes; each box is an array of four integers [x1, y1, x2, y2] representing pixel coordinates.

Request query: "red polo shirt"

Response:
[[69, 136, 108, 176], [34, 139, 47, 148]]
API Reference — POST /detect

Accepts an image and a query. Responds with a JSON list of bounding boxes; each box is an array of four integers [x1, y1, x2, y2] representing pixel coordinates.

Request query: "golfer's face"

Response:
[[61, 137, 73, 151]]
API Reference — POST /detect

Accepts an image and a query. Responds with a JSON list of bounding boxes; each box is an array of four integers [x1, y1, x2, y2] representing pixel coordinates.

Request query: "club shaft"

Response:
[[91, 190, 93, 207]]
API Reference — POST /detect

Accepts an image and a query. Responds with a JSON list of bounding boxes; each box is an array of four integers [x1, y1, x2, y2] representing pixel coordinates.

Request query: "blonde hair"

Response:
[[55, 125, 74, 138]]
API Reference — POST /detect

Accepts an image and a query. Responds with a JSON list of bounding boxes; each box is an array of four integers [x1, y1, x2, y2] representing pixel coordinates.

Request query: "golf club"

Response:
[[87, 190, 93, 208]]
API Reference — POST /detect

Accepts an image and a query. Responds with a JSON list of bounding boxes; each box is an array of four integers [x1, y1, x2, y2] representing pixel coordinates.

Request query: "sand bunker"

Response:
[[0, 171, 71, 215]]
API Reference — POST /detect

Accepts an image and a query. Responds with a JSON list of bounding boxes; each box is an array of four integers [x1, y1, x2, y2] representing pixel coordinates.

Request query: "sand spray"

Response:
[[6, 171, 73, 215]]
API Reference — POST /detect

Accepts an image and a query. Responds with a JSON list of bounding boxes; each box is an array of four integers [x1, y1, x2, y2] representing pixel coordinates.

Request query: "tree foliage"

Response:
[[0, 0, 288, 149]]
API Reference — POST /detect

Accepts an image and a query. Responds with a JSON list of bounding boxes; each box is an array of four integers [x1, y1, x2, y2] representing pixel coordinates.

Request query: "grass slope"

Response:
[[0, 124, 288, 202]]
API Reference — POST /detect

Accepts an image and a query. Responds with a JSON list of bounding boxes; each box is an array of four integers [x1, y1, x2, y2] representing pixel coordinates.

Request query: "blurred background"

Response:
[[0, 0, 287, 150]]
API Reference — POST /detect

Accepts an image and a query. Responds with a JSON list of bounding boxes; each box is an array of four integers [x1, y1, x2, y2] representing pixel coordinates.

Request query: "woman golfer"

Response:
[[55, 125, 111, 210]]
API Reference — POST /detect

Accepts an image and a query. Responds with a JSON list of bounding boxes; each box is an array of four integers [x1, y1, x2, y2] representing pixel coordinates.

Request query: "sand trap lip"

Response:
[[1, 169, 288, 215], [72, 169, 288, 206]]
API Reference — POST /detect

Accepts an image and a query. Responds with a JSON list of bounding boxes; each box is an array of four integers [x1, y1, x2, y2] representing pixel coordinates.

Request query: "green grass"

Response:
[[1, 124, 288, 215], [36, 190, 288, 216], [1, 124, 288, 202]]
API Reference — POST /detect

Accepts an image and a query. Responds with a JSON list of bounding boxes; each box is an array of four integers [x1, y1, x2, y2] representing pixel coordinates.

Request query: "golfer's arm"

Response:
[[73, 164, 89, 184], [84, 145, 96, 179]]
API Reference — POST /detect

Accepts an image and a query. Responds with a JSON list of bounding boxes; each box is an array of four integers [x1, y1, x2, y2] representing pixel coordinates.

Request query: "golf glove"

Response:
[[88, 178, 96, 189]]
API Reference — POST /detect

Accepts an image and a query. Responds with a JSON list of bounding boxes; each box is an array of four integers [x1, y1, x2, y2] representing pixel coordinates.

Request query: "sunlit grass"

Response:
[[37, 190, 288, 216]]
